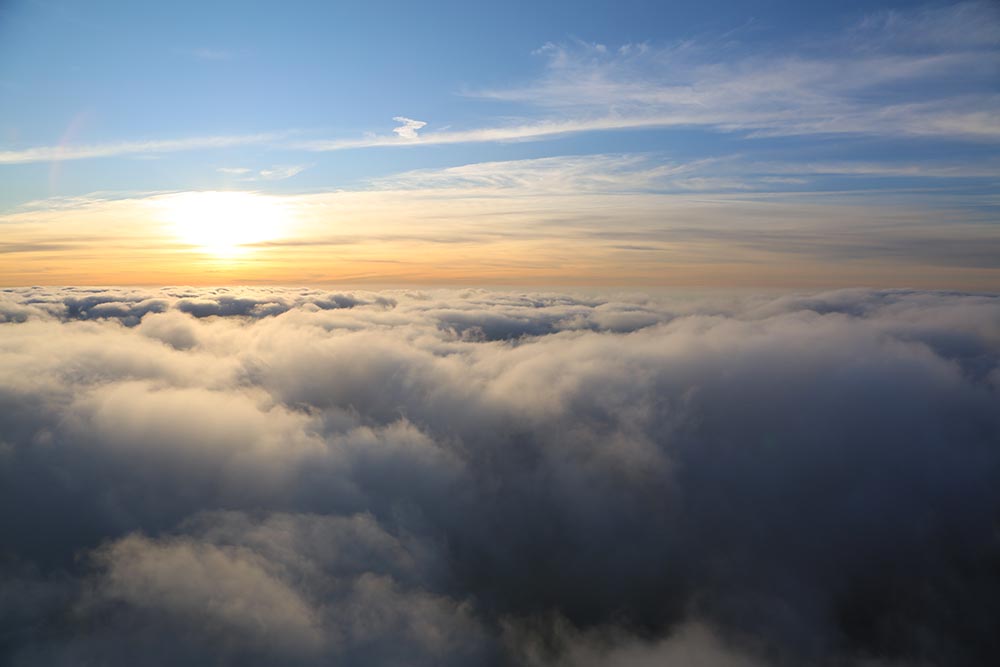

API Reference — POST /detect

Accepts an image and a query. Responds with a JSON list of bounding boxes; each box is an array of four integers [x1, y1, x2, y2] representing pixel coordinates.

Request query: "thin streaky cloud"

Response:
[[296, 33, 999, 153], [0, 133, 285, 165], [374, 153, 1000, 195], [371, 154, 713, 192], [292, 114, 711, 152], [258, 165, 308, 180], [0, 3, 996, 171], [453, 5, 1000, 142], [751, 161, 1000, 179], [851, 1, 1000, 49], [218, 165, 310, 181], [293, 101, 1000, 155]]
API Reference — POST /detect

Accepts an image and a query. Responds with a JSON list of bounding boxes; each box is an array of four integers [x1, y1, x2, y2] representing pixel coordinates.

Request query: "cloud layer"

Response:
[[1, 286, 999, 665]]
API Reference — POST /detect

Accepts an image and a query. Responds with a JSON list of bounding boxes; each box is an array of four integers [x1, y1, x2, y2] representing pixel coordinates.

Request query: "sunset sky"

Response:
[[2, 0, 997, 287], [3, 4, 1000, 666]]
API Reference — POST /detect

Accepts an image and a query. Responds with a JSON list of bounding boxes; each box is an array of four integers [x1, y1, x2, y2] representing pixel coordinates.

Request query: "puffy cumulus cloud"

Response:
[[92, 534, 325, 652], [0, 286, 999, 665], [1, 286, 396, 325], [392, 116, 427, 140]]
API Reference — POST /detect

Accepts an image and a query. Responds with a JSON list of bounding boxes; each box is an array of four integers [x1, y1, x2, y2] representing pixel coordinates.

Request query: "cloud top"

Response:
[[1, 286, 999, 665]]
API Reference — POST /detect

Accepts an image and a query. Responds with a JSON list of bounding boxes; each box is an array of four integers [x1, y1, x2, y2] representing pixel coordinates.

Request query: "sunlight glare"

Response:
[[158, 191, 291, 257]]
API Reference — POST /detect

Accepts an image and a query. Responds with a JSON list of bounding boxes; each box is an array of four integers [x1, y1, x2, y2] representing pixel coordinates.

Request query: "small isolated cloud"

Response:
[[258, 164, 307, 180], [217, 165, 308, 181], [392, 116, 427, 140]]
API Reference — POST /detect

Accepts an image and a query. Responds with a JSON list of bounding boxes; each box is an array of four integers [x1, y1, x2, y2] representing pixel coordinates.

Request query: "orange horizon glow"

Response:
[[2, 188, 999, 291]]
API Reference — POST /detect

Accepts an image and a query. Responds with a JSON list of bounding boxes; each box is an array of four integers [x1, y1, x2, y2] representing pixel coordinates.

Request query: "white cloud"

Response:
[[1, 5, 997, 168], [372, 154, 707, 192], [466, 16, 1000, 140], [0, 133, 284, 165], [2, 287, 1000, 664], [258, 164, 307, 180], [392, 116, 427, 140], [751, 160, 1000, 179], [293, 3, 999, 153], [217, 165, 309, 181], [292, 115, 711, 153]]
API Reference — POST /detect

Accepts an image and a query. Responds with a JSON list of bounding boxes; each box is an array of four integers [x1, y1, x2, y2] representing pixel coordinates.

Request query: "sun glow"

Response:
[[157, 191, 292, 256]]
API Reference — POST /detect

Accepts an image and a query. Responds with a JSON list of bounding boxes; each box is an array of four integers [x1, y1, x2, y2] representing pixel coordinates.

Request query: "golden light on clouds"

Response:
[[0, 185, 998, 289]]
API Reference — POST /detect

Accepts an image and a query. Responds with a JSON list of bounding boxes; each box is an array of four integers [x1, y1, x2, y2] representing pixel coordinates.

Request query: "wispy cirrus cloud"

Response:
[[469, 3, 1000, 140], [0, 132, 285, 165], [375, 153, 1000, 195], [292, 2, 999, 153], [372, 154, 711, 192], [750, 160, 1000, 179], [3, 4, 995, 167], [291, 115, 712, 152], [217, 164, 309, 181]]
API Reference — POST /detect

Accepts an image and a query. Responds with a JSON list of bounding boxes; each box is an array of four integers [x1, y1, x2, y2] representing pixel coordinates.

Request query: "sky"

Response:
[[0, 0, 998, 287], [3, 4, 1000, 664]]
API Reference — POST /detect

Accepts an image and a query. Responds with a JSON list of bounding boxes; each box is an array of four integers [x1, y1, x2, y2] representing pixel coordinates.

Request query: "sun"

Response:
[[156, 191, 292, 257]]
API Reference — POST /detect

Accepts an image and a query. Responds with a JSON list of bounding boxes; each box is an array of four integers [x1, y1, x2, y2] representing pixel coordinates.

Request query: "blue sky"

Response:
[[0, 0, 998, 287]]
